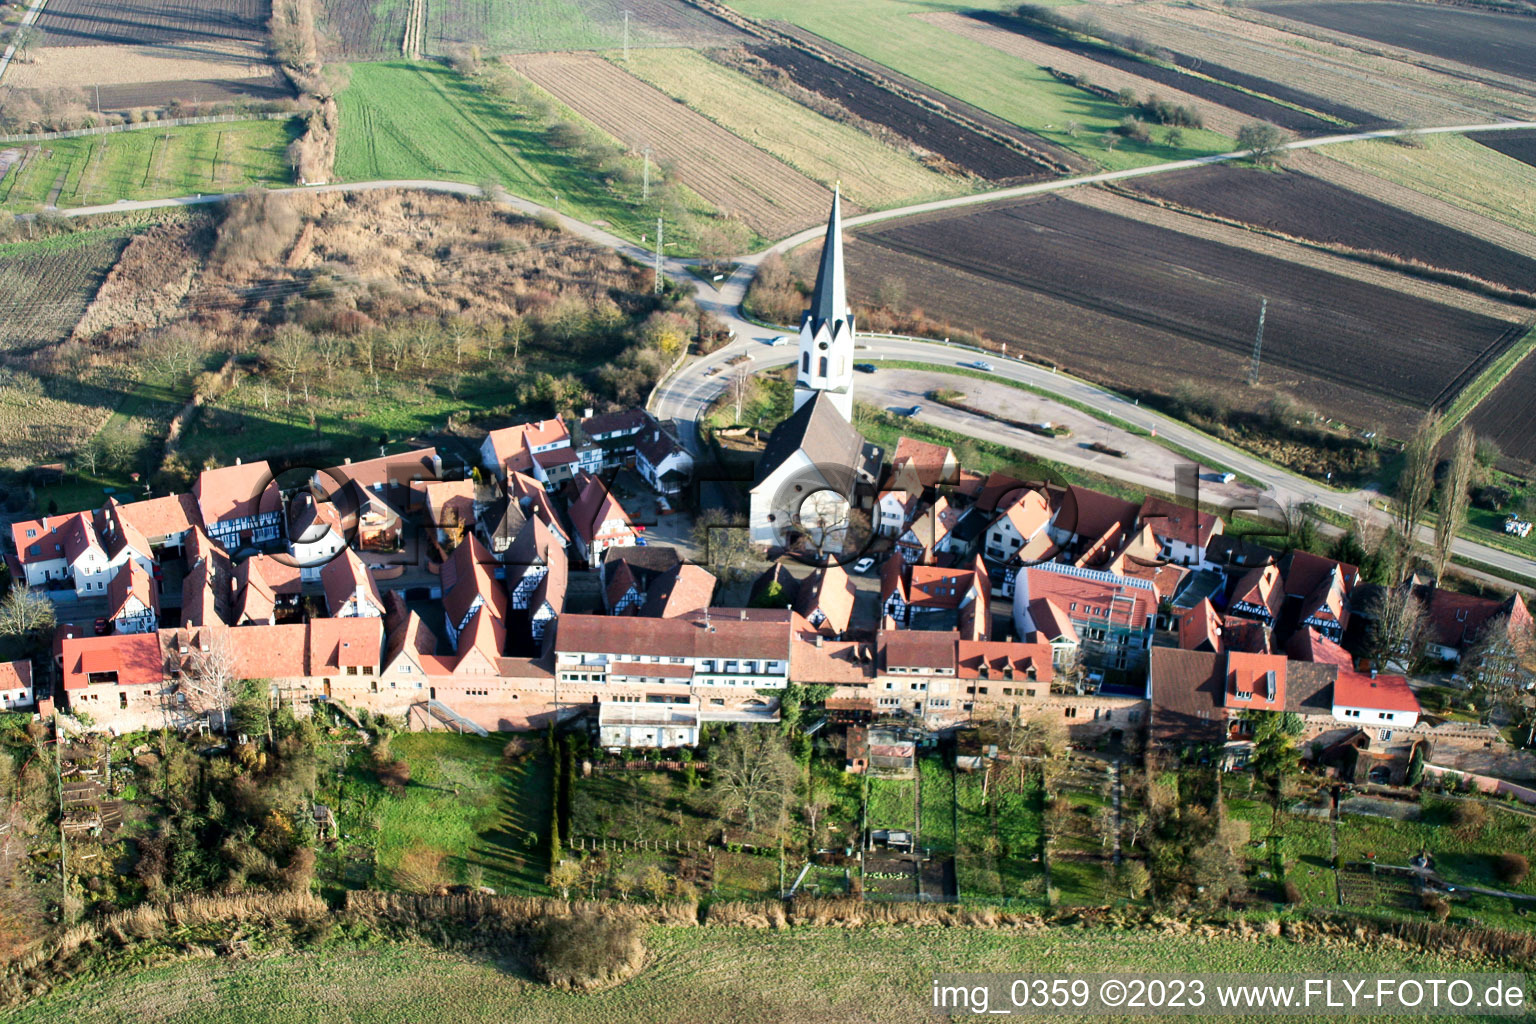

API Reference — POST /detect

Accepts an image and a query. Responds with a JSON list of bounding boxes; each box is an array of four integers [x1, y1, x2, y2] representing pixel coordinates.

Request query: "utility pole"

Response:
[[653, 215, 664, 295], [622, 10, 633, 62], [642, 145, 651, 200], [1248, 296, 1267, 386]]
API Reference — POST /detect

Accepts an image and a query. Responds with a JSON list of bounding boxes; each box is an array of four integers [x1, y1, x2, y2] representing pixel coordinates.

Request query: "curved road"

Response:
[[47, 122, 1536, 582]]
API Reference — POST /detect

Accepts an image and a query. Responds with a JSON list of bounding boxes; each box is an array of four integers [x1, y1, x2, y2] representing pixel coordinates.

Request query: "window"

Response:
[[1379, 729, 1393, 741], [819, 356, 828, 377], [802, 352, 809, 373], [1064, 707, 1077, 718]]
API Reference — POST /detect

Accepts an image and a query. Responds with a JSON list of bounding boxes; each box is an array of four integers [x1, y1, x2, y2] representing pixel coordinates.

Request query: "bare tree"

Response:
[[0, 588, 55, 649], [709, 727, 795, 833], [184, 630, 239, 731], [728, 366, 754, 424], [1432, 426, 1476, 584], [268, 325, 312, 404], [1392, 410, 1443, 562], [1364, 584, 1431, 672], [1465, 614, 1536, 740], [691, 508, 758, 583], [12, 25, 45, 64]]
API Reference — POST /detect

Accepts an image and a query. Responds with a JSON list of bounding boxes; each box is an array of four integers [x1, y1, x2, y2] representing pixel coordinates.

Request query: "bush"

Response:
[[1493, 853, 1529, 885], [1450, 800, 1487, 832], [376, 758, 411, 795], [535, 913, 646, 991], [1281, 880, 1301, 904], [1420, 891, 1451, 921]]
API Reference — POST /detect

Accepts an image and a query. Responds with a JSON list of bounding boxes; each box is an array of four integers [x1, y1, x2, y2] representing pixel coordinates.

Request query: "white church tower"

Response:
[[793, 187, 855, 420]]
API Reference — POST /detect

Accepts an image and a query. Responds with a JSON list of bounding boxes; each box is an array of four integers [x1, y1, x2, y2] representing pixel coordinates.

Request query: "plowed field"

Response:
[[847, 195, 1525, 436], [511, 52, 835, 236]]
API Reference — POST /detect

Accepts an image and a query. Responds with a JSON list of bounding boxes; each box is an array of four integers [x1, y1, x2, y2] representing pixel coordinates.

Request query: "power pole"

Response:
[[622, 10, 633, 62], [653, 216, 664, 295], [642, 145, 651, 200], [1248, 296, 1267, 386]]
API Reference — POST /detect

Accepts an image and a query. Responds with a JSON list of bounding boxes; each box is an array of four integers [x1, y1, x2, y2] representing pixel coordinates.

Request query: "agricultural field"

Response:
[[1077, 2, 1532, 127], [620, 49, 966, 210], [939, 11, 1340, 134], [0, 229, 131, 353], [845, 194, 1527, 438], [34, 0, 267, 46], [1255, 0, 1536, 83], [1473, 130, 1536, 171], [0, 119, 299, 212], [321, 0, 746, 59], [1324, 133, 1536, 240], [510, 52, 833, 236], [1126, 163, 1536, 295], [750, 44, 1052, 182], [1469, 353, 1536, 467], [333, 60, 720, 248], [13, 924, 1524, 1024], [727, 0, 1236, 172]]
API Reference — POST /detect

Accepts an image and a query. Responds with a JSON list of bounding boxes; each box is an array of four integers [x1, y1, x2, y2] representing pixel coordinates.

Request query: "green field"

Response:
[[0, 120, 299, 211], [13, 925, 1527, 1024], [317, 733, 553, 896], [334, 60, 718, 249], [729, 0, 1235, 172], [620, 49, 966, 209]]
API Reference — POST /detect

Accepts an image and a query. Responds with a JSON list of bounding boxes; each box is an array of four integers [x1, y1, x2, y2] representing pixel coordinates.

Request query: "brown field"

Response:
[[1082, 2, 1534, 125], [1473, 130, 1536, 170], [36, 0, 268, 46], [939, 11, 1339, 133], [1255, 0, 1536, 84], [1469, 354, 1536, 465], [1127, 163, 1536, 294], [510, 52, 835, 236], [2, 40, 275, 91], [93, 76, 295, 113], [846, 194, 1525, 436], [748, 44, 1055, 182]]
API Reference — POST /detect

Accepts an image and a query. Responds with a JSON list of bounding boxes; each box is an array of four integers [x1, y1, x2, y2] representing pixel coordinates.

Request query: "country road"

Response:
[[41, 120, 1536, 582]]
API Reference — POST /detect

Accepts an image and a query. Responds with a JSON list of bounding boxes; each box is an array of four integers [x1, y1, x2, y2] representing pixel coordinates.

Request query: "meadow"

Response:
[[0, 119, 298, 211], [727, 0, 1236, 172], [12, 924, 1528, 1024], [334, 60, 719, 249], [619, 48, 967, 209]]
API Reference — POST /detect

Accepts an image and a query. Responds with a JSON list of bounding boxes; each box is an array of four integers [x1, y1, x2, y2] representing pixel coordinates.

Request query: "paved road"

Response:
[[0, 0, 49, 84]]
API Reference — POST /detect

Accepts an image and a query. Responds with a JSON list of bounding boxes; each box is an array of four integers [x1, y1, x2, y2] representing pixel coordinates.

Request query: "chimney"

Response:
[[344, 457, 353, 465], [739, 609, 747, 621], [815, 635, 824, 648], [235, 457, 242, 466], [584, 407, 594, 420]]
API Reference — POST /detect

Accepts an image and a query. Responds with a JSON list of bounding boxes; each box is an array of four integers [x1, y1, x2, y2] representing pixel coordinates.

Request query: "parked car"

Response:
[[852, 556, 876, 574], [767, 336, 792, 347], [966, 360, 994, 372], [902, 405, 923, 417], [93, 618, 109, 636], [854, 363, 878, 373]]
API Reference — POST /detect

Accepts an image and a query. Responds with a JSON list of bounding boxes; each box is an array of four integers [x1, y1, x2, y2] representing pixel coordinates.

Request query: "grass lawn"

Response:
[[619, 48, 967, 209], [571, 767, 718, 846], [334, 60, 718, 251], [1325, 134, 1536, 239], [0, 119, 299, 212], [18, 923, 1522, 1024], [866, 776, 917, 832], [729, 0, 1235, 172], [319, 733, 552, 896], [918, 756, 956, 854]]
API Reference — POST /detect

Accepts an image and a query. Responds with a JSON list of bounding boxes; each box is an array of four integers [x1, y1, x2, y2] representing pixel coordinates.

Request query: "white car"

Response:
[[967, 360, 994, 372], [768, 336, 792, 347], [852, 556, 876, 574]]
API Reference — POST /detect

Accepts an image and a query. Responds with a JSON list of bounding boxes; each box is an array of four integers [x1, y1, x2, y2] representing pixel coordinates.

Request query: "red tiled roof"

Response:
[[974, 472, 1030, 513], [442, 535, 506, 631], [1229, 564, 1283, 618], [1286, 626, 1352, 667], [486, 418, 569, 472], [1220, 617, 1272, 655], [425, 480, 476, 532], [789, 632, 875, 684], [107, 560, 158, 620], [195, 461, 280, 525], [1138, 495, 1223, 549], [322, 548, 383, 618], [112, 493, 201, 542], [225, 624, 308, 679], [0, 660, 30, 689], [1027, 597, 1078, 644], [307, 617, 384, 674], [907, 565, 978, 611], [793, 563, 856, 635], [1149, 647, 1226, 746], [60, 513, 102, 565], [9, 515, 70, 565], [60, 633, 163, 690], [1285, 551, 1358, 600], [1421, 587, 1532, 651], [891, 436, 955, 489], [1057, 485, 1140, 542], [568, 472, 633, 546], [1178, 598, 1222, 653], [641, 563, 718, 619], [957, 639, 1054, 683], [328, 448, 439, 493], [881, 629, 958, 672], [1021, 566, 1156, 635], [997, 488, 1051, 541], [1224, 651, 1287, 711], [1334, 670, 1420, 714], [556, 612, 789, 662]]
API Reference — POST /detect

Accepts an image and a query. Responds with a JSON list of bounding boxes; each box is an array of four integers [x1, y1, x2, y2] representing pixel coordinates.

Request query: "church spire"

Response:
[[807, 184, 847, 333]]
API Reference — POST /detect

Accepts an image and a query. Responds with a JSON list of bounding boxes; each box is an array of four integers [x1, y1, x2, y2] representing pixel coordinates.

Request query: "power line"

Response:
[[1248, 296, 1267, 387]]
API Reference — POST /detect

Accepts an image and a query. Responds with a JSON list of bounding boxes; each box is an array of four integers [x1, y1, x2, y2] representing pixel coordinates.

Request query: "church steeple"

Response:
[[793, 187, 856, 421], [807, 185, 848, 336]]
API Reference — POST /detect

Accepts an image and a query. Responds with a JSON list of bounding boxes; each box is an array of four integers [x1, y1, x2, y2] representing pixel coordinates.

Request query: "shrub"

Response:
[[1281, 880, 1301, 904], [1493, 853, 1529, 885], [376, 758, 411, 795], [1450, 800, 1487, 832], [1420, 891, 1451, 921], [535, 913, 646, 991]]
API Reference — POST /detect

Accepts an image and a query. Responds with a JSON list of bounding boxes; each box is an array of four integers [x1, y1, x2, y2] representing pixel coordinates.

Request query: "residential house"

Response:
[[1048, 485, 1140, 557], [636, 422, 694, 496], [640, 563, 718, 620], [480, 417, 576, 489], [285, 489, 347, 580], [195, 461, 283, 551], [0, 661, 33, 710], [1013, 562, 1158, 673], [1178, 598, 1223, 653], [1283, 552, 1358, 642], [59, 632, 169, 732], [889, 436, 959, 493], [321, 548, 385, 619], [896, 496, 961, 565], [792, 563, 856, 637], [505, 516, 570, 644], [1416, 585, 1534, 662], [1227, 563, 1284, 626], [567, 471, 638, 563], [902, 559, 990, 640], [958, 638, 1142, 740], [1137, 495, 1224, 567], [308, 617, 385, 704], [875, 489, 921, 538], [113, 493, 201, 555], [424, 480, 476, 552], [573, 408, 650, 474], [1332, 669, 1420, 732], [440, 536, 508, 650], [878, 628, 960, 718], [984, 488, 1052, 564], [106, 560, 159, 635], [8, 514, 78, 588]]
